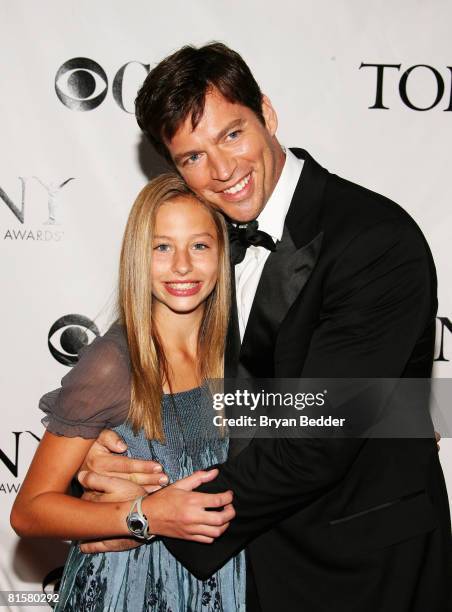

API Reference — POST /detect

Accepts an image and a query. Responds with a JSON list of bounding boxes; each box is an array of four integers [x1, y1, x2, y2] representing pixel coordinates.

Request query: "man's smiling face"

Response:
[[165, 88, 285, 223]]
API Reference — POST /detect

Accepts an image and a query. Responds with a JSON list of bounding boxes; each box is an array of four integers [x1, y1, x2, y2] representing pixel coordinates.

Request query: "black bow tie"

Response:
[[228, 220, 276, 265]]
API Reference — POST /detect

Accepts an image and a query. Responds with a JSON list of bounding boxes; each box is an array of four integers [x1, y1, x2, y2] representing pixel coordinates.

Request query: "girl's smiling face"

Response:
[[151, 196, 219, 315]]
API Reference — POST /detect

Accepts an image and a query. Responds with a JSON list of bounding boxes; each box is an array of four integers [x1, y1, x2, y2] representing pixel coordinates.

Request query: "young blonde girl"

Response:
[[11, 174, 246, 611]]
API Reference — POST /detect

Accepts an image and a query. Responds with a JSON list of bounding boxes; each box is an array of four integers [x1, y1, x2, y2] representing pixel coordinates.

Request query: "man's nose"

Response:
[[172, 248, 192, 275], [209, 150, 236, 182]]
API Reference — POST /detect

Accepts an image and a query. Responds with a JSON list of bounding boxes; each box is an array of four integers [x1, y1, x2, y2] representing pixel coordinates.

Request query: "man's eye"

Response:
[[227, 130, 241, 140], [185, 153, 201, 165], [154, 244, 171, 252]]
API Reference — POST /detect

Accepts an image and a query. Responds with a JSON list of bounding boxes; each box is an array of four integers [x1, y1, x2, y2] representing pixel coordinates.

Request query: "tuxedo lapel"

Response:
[[224, 267, 241, 378], [239, 227, 323, 378], [285, 148, 329, 249], [239, 149, 328, 378], [227, 148, 328, 458]]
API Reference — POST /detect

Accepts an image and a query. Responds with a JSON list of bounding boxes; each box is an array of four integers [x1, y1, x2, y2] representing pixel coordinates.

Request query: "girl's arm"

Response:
[[10, 430, 235, 543], [10, 430, 131, 540], [12, 334, 235, 543]]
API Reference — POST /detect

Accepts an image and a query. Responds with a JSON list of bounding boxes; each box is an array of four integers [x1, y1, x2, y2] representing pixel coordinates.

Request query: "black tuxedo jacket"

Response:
[[165, 149, 451, 611]]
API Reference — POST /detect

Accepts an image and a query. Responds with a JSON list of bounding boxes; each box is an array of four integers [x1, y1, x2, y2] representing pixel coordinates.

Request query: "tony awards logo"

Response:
[[0, 431, 40, 494], [360, 63, 452, 111], [435, 317, 452, 363], [0, 176, 75, 241]]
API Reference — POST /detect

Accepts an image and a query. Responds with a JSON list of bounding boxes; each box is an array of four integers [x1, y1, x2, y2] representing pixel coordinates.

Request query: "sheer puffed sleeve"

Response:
[[39, 325, 131, 438]]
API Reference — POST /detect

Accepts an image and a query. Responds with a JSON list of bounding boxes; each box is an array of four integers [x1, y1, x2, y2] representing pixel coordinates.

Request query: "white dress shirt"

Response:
[[235, 148, 304, 340]]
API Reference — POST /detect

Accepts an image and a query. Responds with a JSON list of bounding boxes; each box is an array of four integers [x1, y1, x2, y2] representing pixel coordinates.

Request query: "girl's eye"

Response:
[[154, 244, 171, 252], [193, 243, 208, 250]]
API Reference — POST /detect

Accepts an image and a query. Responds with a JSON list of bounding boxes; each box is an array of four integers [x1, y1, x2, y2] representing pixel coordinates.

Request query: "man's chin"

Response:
[[219, 201, 262, 224]]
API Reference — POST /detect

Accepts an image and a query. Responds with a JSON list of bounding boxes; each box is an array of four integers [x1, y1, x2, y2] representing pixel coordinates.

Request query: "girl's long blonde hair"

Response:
[[118, 173, 230, 440]]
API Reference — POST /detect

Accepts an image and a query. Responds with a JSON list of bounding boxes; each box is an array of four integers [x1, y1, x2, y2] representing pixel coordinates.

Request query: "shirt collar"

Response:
[[257, 147, 304, 242]]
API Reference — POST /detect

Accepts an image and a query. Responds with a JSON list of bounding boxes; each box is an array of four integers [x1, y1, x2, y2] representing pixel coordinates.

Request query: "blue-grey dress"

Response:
[[39, 324, 246, 612]]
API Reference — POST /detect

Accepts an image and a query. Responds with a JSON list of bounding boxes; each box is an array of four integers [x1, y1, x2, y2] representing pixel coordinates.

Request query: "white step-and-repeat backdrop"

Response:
[[1, 1, 451, 607]]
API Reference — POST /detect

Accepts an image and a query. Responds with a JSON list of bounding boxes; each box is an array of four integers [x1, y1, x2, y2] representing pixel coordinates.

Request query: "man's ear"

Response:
[[261, 95, 278, 136]]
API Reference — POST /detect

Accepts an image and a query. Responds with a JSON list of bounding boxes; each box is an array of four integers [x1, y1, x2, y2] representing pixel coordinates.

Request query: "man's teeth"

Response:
[[167, 282, 198, 289], [223, 174, 251, 195]]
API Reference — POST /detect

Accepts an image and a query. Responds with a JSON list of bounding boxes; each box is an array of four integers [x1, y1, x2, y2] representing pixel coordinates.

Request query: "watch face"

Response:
[[130, 519, 142, 532], [127, 512, 145, 535]]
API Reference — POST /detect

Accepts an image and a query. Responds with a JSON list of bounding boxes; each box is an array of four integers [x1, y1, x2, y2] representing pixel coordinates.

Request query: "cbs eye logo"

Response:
[[48, 314, 100, 366], [55, 57, 150, 112], [55, 58, 107, 111]]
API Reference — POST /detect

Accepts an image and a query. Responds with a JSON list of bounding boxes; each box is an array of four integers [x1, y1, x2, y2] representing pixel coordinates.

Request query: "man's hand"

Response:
[[77, 467, 235, 551], [80, 537, 142, 553], [80, 428, 168, 492], [78, 470, 147, 503], [144, 469, 236, 544], [78, 469, 148, 553], [435, 431, 441, 451]]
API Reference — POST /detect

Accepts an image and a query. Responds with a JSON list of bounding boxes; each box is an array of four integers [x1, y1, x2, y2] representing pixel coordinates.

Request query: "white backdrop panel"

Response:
[[1, 1, 451, 606]]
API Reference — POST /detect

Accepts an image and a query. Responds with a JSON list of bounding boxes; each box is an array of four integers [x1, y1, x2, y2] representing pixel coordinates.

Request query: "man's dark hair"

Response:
[[135, 42, 264, 163]]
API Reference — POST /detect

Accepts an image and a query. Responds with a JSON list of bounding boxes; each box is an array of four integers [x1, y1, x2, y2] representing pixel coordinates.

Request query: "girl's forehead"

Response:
[[155, 198, 218, 236]]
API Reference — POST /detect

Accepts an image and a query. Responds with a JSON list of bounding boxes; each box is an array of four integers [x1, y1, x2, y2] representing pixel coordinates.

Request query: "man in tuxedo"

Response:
[[81, 43, 451, 610]]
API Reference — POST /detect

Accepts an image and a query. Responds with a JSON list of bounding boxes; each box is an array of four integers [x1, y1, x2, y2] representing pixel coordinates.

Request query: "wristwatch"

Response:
[[126, 494, 155, 541]]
